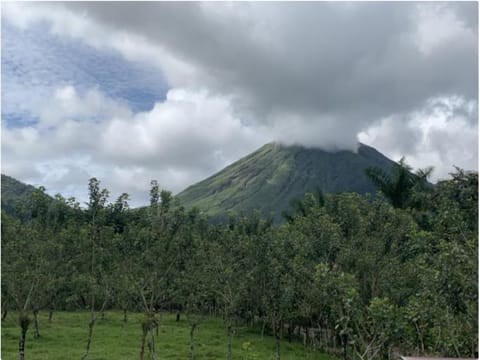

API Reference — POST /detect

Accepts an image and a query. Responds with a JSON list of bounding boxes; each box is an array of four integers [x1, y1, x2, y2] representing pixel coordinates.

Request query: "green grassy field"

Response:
[[1, 311, 337, 360]]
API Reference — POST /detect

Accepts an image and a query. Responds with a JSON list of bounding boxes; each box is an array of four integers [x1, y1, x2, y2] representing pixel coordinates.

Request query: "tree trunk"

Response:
[[140, 328, 148, 360], [33, 309, 40, 339], [190, 323, 197, 360], [81, 317, 96, 360], [261, 318, 266, 339], [342, 334, 348, 360], [148, 331, 157, 360], [18, 327, 28, 360], [2, 305, 8, 321], [414, 322, 424, 355], [141, 313, 157, 360], [18, 313, 30, 360], [275, 321, 281, 360], [176, 312, 181, 322], [48, 310, 54, 323], [227, 324, 234, 360], [120, 308, 128, 336]]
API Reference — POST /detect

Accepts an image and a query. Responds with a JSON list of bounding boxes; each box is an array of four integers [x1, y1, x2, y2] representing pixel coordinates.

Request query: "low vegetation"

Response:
[[2, 311, 334, 360]]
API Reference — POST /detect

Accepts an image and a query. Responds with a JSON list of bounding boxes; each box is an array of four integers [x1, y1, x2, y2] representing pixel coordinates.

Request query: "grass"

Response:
[[2, 311, 337, 360]]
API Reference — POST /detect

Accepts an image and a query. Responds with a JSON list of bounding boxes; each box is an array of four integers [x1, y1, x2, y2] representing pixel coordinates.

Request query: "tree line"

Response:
[[1, 163, 478, 360]]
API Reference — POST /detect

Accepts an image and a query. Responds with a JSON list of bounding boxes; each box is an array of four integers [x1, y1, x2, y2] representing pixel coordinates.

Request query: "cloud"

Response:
[[359, 96, 478, 182], [50, 2, 477, 148], [1, 2, 477, 205], [414, 3, 477, 55], [1, 2, 196, 89], [99, 88, 268, 170], [4, 3, 477, 119], [37, 86, 132, 128], [2, 85, 268, 205], [1, 19, 168, 124]]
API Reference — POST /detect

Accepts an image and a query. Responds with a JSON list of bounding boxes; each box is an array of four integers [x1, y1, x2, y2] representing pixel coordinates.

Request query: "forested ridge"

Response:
[[1, 164, 478, 360]]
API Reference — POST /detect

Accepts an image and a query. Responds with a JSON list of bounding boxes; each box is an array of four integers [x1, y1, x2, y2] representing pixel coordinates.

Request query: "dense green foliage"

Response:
[[1, 164, 477, 360], [177, 143, 396, 221], [1, 175, 52, 217]]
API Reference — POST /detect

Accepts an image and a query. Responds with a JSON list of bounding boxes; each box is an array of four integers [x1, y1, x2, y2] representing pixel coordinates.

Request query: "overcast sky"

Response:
[[1, 2, 478, 206]]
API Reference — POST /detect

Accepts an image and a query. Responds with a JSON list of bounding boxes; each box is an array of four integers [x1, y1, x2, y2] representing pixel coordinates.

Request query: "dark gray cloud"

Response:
[[62, 1, 477, 150]]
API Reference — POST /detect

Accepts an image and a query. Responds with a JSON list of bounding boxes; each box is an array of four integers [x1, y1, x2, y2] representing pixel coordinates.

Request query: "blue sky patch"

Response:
[[1, 20, 169, 128]]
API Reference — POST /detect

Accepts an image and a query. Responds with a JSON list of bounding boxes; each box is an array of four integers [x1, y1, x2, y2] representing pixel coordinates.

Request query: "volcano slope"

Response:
[[177, 142, 396, 221]]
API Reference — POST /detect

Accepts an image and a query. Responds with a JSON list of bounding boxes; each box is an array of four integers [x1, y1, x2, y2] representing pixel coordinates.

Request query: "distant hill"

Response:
[[1, 174, 42, 215], [176, 142, 397, 221]]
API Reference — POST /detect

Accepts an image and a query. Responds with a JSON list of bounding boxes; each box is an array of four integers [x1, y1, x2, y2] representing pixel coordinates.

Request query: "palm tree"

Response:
[[365, 158, 433, 209]]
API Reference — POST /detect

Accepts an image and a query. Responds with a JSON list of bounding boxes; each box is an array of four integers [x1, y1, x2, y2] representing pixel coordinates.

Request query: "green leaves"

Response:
[[365, 157, 431, 209], [2, 170, 477, 358]]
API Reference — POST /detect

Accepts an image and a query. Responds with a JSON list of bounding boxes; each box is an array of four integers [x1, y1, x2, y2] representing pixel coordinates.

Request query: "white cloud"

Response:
[[414, 3, 477, 56], [38, 86, 132, 128], [2, 86, 268, 205], [269, 112, 359, 152], [1, 2, 198, 88], [99, 88, 267, 170], [359, 96, 478, 182]]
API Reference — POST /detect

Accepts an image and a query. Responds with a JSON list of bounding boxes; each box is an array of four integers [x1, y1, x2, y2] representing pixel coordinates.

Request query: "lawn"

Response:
[[1, 311, 337, 360]]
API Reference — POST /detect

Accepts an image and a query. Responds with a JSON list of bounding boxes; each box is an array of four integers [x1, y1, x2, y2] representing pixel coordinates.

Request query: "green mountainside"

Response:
[[2, 142, 397, 221], [177, 142, 397, 220], [1, 174, 42, 215]]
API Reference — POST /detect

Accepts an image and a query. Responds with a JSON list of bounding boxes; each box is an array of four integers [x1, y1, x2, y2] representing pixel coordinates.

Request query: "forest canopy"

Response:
[[1, 166, 478, 360]]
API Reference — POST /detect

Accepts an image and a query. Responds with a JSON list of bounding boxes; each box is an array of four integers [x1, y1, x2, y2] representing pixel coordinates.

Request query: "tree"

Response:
[[182, 238, 211, 360], [2, 212, 44, 360], [365, 158, 432, 209], [207, 223, 251, 360], [81, 178, 111, 360], [108, 194, 138, 335], [351, 297, 397, 360], [282, 188, 324, 223], [260, 227, 306, 360], [135, 181, 184, 360], [311, 262, 359, 360]]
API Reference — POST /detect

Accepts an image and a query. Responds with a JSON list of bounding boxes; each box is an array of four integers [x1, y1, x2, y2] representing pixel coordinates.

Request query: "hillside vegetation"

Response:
[[1, 162, 477, 360], [1, 174, 47, 216], [177, 142, 396, 221]]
